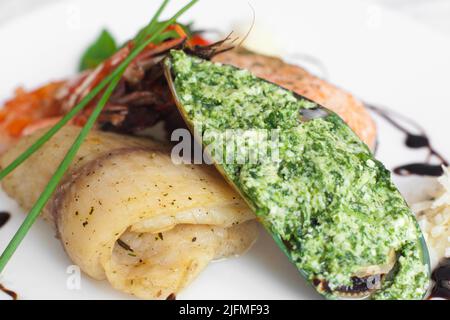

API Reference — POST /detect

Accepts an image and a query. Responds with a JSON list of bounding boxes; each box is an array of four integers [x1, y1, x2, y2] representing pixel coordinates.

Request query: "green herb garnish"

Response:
[[79, 29, 118, 71], [78, 0, 196, 72]]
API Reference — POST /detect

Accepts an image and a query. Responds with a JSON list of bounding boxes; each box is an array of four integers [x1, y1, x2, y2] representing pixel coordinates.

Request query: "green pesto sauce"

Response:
[[167, 50, 429, 299]]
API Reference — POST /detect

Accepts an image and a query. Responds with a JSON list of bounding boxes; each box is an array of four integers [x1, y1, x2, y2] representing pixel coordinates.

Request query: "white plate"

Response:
[[0, 0, 449, 300]]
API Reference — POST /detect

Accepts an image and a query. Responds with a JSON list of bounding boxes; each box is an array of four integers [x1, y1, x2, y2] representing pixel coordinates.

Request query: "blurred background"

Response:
[[2, 0, 450, 37]]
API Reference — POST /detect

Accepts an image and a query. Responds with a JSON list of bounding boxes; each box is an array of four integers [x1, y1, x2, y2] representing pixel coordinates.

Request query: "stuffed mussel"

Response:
[[163, 50, 430, 299]]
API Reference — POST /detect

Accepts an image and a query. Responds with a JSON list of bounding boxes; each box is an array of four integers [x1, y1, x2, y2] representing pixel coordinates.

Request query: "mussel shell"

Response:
[[162, 51, 431, 300]]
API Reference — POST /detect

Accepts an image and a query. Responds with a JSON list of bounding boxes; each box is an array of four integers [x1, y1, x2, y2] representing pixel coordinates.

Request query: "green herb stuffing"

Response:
[[166, 50, 430, 300]]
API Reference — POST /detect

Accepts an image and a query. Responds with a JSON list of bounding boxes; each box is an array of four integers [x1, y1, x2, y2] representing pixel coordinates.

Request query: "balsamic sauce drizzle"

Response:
[[429, 258, 450, 300], [0, 211, 17, 299], [166, 293, 177, 300], [0, 211, 10, 228], [0, 283, 17, 300], [366, 103, 448, 177]]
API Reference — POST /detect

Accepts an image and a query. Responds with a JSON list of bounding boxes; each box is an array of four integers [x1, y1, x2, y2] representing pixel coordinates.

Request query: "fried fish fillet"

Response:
[[0, 126, 257, 299]]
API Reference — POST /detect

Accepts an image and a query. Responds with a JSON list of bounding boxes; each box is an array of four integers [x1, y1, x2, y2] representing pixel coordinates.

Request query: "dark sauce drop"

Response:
[[394, 163, 445, 177], [366, 104, 448, 177], [429, 258, 450, 300], [405, 134, 429, 149], [0, 211, 10, 228], [166, 293, 176, 300], [0, 211, 16, 300], [0, 283, 17, 300]]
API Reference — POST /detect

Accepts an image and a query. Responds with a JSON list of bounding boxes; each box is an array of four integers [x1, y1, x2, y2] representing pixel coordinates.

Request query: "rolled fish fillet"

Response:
[[0, 126, 258, 299]]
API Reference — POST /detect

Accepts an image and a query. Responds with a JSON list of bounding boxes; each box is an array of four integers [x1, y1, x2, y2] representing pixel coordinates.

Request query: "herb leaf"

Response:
[[79, 29, 118, 71]]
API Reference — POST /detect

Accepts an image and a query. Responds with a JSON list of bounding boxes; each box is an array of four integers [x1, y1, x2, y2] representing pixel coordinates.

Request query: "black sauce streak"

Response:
[[0, 211, 10, 228], [366, 104, 448, 177], [0, 283, 17, 300], [429, 258, 450, 300], [394, 163, 445, 177]]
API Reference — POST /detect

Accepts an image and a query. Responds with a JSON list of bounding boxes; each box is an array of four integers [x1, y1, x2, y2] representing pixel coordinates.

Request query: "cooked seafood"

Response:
[[164, 50, 430, 299], [0, 126, 258, 299]]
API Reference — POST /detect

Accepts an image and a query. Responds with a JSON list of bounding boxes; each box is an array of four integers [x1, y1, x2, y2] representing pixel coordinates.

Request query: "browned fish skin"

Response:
[[213, 48, 376, 149]]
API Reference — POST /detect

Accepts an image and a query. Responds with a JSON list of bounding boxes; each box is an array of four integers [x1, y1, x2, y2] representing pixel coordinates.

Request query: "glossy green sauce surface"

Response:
[[167, 50, 429, 299]]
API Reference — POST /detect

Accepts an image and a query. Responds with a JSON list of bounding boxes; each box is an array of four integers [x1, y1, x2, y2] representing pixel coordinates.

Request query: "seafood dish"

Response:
[[0, 0, 447, 300]]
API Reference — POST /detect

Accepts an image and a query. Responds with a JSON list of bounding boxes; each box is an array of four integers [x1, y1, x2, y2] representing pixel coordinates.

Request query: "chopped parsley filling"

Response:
[[166, 50, 429, 299]]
